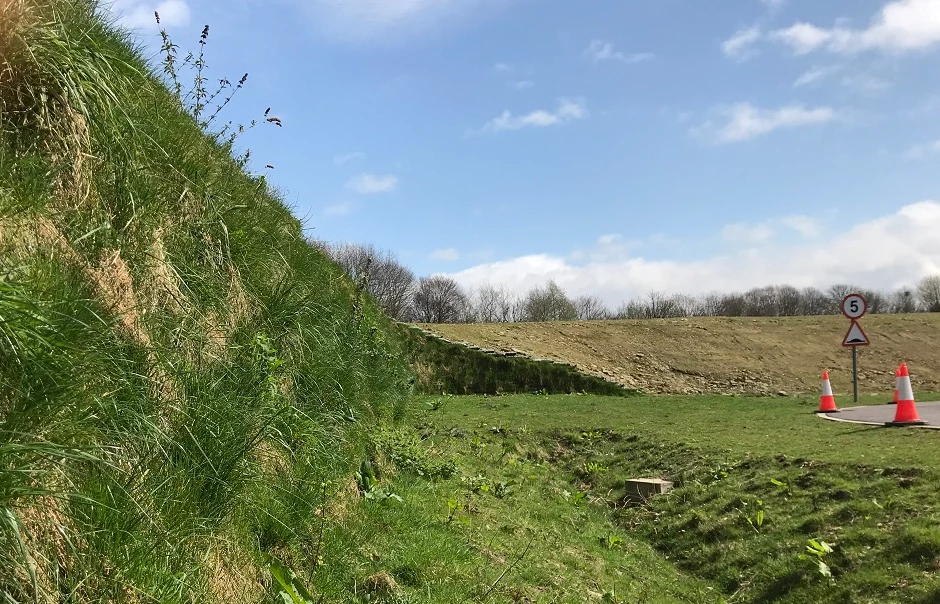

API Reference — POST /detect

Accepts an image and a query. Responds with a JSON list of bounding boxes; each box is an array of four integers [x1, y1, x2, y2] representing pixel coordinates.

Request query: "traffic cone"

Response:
[[887, 363, 926, 426], [816, 370, 839, 413]]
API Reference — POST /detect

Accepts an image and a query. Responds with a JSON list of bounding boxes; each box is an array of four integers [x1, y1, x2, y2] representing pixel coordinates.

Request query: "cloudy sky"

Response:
[[106, 0, 940, 305]]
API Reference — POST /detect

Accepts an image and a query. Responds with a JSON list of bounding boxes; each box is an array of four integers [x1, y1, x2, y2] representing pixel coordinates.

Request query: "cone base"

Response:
[[815, 409, 840, 414], [885, 420, 927, 427]]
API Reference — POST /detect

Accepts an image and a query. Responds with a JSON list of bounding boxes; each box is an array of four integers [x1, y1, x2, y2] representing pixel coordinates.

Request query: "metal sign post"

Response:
[[841, 294, 870, 403], [852, 347, 858, 403]]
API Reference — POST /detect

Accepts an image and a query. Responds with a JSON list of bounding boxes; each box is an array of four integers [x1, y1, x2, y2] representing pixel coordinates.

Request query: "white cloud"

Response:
[[570, 234, 636, 263], [585, 40, 655, 64], [793, 64, 842, 87], [721, 215, 820, 244], [722, 222, 775, 243], [431, 248, 460, 261], [481, 98, 588, 133], [293, 0, 511, 43], [761, 0, 786, 11], [723, 26, 762, 60], [780, 215, 821, 238], [514, 80, 534, 90], [345, 174, 399, 194], [324, 202, 354, 216], [693, 103, 837, 144], [494, 62, 513, 73], [905, 138, 940, 159], [333, 152, 365, 165], [105, 0, 190, 29], [771, 0, 940, 55], [445, 202, 940, 306]]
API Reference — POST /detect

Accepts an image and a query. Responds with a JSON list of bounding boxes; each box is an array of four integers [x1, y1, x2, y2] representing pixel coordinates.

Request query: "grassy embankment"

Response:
[[1, 1, 412, 600], [418, 315, 940, 396], [397, 324, 630, 396]]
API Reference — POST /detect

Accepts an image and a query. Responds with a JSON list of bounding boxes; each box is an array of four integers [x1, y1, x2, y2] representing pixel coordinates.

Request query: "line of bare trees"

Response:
[[317, 241, 940, 324]]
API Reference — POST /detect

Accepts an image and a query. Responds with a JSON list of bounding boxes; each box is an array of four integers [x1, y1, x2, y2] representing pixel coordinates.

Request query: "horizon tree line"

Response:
[[315, 240, 940, 324]]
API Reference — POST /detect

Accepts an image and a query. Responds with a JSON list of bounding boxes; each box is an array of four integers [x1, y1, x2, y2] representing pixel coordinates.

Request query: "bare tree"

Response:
[[614, 300, 646, 319], [321, 239, 927, 322], [827, 284, 859, 309], [325, 242, 416, 321], [777, 285, 802, 316], [673, 294, 700, 317], [644, 291, 687, 318], [743, 286, 780, 316], [412, 276, 470, 323], [799, 287, 830, 315], [695, 293, 724, 317], [520, 280, 578, 322], [474, 284, 515, 323], [890, 288, 918, 314], [916, 275, 940, 312], [575, 295, 610, 320], [718, 293, 747, 316], [858, 288, 887, 314]]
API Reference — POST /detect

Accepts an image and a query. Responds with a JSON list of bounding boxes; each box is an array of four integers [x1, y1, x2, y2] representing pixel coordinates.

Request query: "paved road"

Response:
[[821, 401, 940, 429]]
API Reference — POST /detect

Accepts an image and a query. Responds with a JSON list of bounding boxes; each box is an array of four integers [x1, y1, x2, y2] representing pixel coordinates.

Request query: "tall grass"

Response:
[[0, 1, 411, 600]]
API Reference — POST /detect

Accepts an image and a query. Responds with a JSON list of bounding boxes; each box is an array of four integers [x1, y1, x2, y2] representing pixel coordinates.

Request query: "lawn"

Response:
[[429, 392, 940, 470], [321, 393, 940, 603]]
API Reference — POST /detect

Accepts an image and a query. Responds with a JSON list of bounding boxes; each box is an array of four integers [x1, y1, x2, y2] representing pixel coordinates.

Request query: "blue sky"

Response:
[[107, 0, 940, 305]]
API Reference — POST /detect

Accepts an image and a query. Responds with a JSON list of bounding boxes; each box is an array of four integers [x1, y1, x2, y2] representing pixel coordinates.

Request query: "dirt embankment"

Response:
[[415, 315, 940, 396]]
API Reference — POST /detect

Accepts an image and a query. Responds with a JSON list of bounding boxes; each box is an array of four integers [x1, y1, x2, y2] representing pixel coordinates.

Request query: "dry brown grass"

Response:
[[204, 541, 264, 603], [0, 0, 36, 85], [0, 214, 80, 263], [140, 228, 186, 315], [411, 361, 435, 390], [15, 492, 71, 603], [418, 314, 940, 396], [326, 476, 362, 523], [363, 571, 398, 596], [1, 0, 92, 188], [85, 248, 151, 346], [50, 102, 94, 207]]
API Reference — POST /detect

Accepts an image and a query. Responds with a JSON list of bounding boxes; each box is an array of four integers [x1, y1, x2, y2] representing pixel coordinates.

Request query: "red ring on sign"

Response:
[[841, 293, 868, 320]]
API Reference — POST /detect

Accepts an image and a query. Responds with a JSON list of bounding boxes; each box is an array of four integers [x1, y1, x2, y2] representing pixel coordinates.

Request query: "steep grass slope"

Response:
[[418, 314, 940, 396], [398, 324, 631, 395], [0, 2, 410, 600]]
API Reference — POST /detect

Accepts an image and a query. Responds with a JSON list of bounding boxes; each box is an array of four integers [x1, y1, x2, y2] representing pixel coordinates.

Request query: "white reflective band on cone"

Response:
[[899, 376, 915, 402]]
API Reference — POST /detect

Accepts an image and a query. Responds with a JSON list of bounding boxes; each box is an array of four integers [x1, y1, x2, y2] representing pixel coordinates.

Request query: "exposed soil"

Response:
[[414, 314, 940, 396]]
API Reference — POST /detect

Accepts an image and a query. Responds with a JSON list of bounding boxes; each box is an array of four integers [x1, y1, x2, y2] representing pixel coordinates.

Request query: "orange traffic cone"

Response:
[[887, 363, 926, 426], [816, 370, 838, 413]]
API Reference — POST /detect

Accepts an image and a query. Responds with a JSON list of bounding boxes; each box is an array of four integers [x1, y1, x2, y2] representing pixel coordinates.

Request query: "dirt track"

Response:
[[415, 315, 940, 396]]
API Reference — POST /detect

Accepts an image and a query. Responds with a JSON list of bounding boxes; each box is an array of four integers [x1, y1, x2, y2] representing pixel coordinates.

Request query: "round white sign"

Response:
[[841, 293, 868, 320]]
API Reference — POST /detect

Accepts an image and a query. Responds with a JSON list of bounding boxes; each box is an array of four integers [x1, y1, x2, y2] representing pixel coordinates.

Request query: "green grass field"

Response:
[[309, 393, 940, 603]]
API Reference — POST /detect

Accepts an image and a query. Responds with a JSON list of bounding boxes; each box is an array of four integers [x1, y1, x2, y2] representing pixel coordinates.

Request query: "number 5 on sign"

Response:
[[841, 294, 867, 320]]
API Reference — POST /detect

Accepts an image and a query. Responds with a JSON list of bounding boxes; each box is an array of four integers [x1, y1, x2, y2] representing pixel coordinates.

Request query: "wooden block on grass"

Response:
[[625, 478, 673, 500]]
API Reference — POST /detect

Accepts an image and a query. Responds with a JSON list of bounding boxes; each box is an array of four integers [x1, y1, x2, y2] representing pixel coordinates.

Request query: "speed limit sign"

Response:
[[841, 294, 868, 320]]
